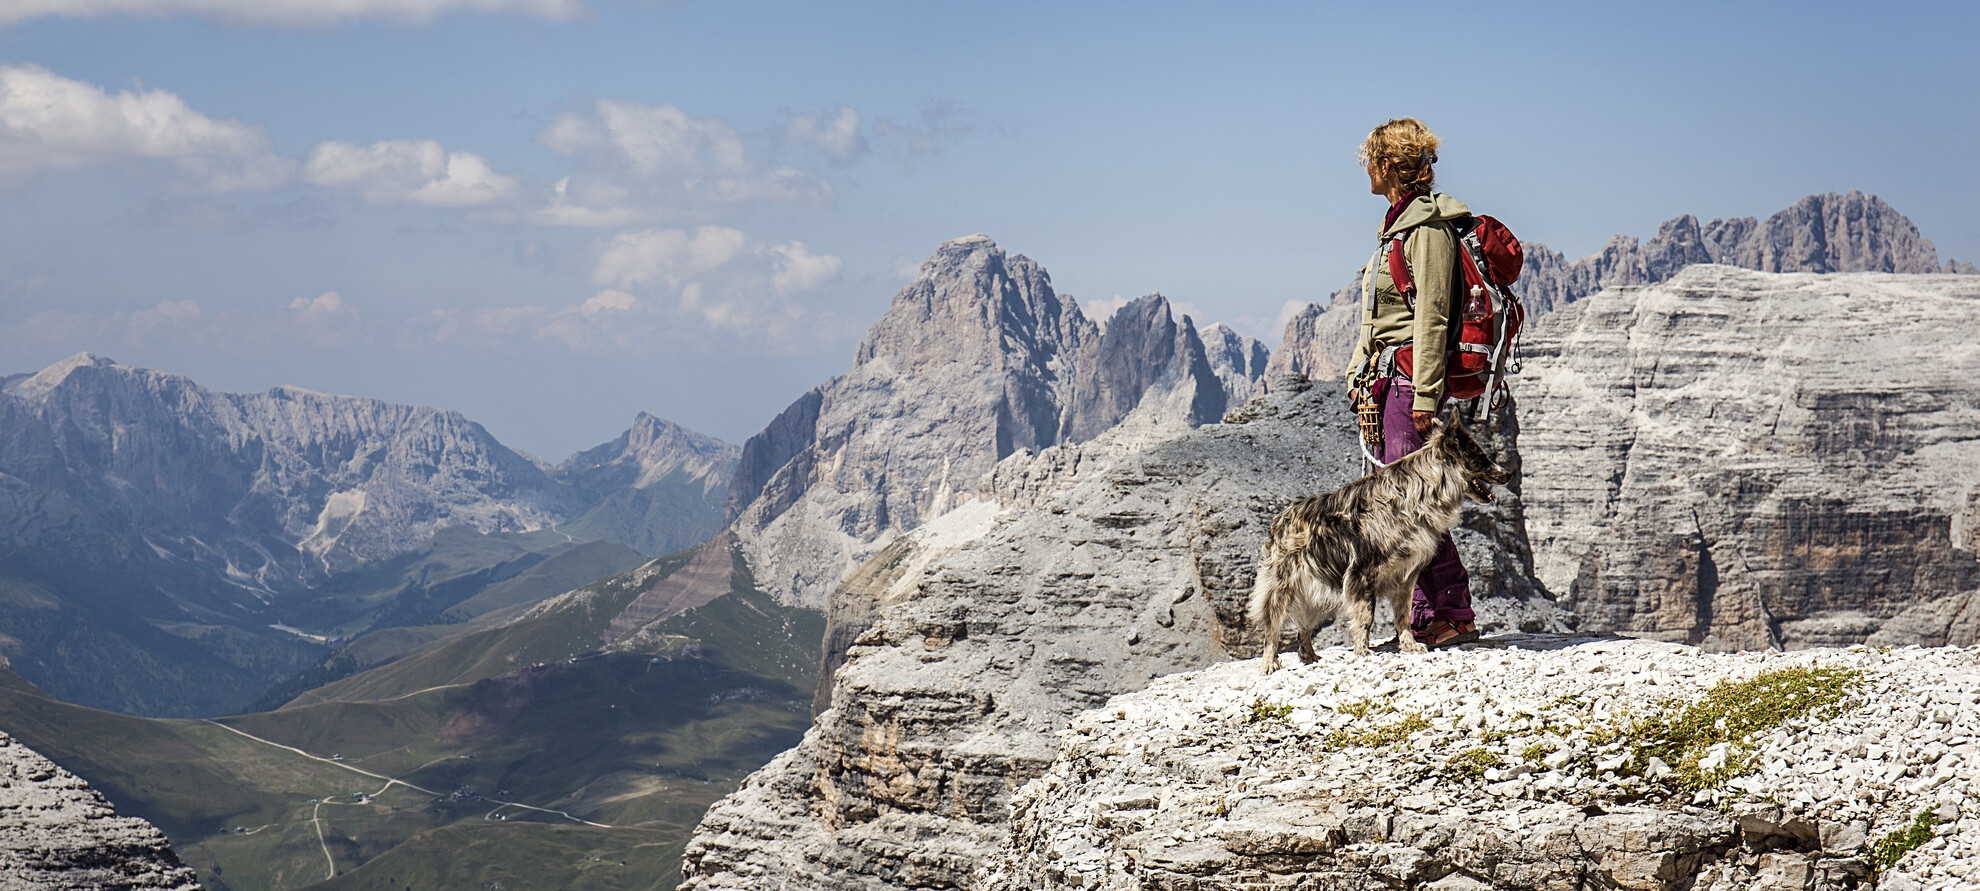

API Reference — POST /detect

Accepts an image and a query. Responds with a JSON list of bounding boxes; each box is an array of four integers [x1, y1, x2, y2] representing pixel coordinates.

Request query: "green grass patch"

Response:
[[1871, 807, 1938, 878], [1443, 748, 1504, 780], [1611, 666, 1864, 791], [1333, 698, 1387, 719], [1325, 714, 1430, 750], [1247, 698, 1293, 724]]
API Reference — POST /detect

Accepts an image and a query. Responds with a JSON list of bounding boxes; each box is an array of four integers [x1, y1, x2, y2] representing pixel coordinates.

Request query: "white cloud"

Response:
[[1272, 299, 1306, 342], [533, 99, 831, 226], [769, 241, 842, 296], [0, 292, 368, 355], [591, 226, 750, 289], [0, 0, 584, 28], [0, 63, 291, 190], [787, 105, 865, 163], [568, 224, 845, 349], [303, 139, 519, 208], [409, 288, 648, 351]]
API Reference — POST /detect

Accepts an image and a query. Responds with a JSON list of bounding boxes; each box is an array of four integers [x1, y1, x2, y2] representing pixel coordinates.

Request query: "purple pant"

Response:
[[1376, 375, 1475, 628]]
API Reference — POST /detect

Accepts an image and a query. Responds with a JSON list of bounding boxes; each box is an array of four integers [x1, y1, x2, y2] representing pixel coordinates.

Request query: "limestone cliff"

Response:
[[1268, 191, 1954, 386], [1516, 265, 1980, 650], [0, 728, 201, 891], [727, 236, 1265, 608], [682, 380, 1569, 890]]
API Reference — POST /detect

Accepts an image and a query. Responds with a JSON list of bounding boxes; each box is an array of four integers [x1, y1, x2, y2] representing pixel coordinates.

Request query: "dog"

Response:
[[1249, 416, 1510, 672]]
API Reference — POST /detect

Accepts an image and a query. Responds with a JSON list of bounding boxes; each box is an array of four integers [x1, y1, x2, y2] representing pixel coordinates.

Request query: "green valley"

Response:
[[0, 536, 820, 890]]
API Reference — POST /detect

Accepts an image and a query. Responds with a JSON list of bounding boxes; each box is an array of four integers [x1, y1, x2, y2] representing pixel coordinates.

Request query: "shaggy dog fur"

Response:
[[1250, 417, 1510, 672]]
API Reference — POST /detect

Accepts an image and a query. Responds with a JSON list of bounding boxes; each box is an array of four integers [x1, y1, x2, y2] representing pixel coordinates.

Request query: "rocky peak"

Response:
[[1197, 323, 1271, 410], [1, 351, 117, 400], [559, 411, 738, 496], [551, 411, 741, 557], [727, 237, 1267, 607], [1067, 294, 1225, 441], [854, 235, 1090, 382]]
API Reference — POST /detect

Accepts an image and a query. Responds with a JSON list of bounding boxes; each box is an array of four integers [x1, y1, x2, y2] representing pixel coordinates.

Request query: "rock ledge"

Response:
[[982, 637, 1977, 891]]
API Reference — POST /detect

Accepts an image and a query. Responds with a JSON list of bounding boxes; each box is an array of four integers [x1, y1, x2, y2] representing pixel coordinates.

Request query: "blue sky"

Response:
[[1, 0, 1975, 458]]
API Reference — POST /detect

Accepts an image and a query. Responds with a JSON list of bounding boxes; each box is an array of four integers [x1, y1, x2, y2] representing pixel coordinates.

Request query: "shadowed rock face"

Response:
[[728, 236, 1266, 608], [1517, 265, 1980, 650], [0, 729, 202, 891], [682, 380, 1568, 891], [1267, 191, 1957, 386]]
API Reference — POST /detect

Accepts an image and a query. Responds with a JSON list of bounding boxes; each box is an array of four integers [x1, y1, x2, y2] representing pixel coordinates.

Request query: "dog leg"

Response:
[[1343, 572, 1374, 657], [1258, 574, 1283, 676], [1394, 576, 1428, 655], [1386, 570, 1433, 653]]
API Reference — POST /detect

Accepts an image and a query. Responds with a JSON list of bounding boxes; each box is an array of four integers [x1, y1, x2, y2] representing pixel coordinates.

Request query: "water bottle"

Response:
[[1462, 284, 1490, 321]]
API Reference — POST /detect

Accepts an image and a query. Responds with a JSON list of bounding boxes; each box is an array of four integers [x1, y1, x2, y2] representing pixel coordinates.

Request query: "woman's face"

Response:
[[1365, 159, 1396, 197]]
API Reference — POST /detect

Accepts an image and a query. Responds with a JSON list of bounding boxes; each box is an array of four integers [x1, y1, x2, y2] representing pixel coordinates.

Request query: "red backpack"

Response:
[[1386, 214, 1527, 409]]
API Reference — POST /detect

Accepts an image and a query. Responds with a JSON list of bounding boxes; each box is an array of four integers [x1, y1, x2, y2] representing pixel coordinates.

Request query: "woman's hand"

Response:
[[1413, 410, 1435, 438]]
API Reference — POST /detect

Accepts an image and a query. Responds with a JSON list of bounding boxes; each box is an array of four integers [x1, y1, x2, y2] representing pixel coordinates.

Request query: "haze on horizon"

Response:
[[0, 0, 1973, 460]]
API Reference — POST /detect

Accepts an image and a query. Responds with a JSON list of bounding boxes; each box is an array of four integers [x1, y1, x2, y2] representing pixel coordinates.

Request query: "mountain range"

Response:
[[1266, 190, 1970, 383], [0, 356, 735, 715]]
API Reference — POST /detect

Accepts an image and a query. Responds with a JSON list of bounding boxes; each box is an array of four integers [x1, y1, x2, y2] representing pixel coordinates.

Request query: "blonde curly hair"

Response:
[[1357, 118, 1440, 194]]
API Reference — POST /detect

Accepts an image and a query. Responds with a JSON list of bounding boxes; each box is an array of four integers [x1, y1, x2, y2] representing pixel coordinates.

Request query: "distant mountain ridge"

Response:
[[0, 355, 736, 715], [726, 235, 1268, 607], [554, 411, 739, 558], [1267, 191, 1968, 382]]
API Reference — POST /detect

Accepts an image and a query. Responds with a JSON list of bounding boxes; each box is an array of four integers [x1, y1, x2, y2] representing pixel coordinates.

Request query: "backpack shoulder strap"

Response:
[[1385, 231, 1414, 299]]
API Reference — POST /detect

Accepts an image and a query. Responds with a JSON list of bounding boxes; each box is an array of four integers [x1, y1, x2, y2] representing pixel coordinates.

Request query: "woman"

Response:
[[1346, 117, 1478, 649]]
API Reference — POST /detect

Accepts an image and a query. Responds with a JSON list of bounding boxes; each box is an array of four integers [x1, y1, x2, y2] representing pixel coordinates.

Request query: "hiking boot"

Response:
[[1413, 619, 1479, 649]]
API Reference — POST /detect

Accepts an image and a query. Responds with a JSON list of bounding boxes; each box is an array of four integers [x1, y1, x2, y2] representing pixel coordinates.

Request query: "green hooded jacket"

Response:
[[1346, 191, 1469, 412]]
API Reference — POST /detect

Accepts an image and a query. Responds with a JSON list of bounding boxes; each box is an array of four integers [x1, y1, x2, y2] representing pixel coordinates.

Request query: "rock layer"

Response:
[[727, 236, 1266, 608], [1516, 265, 1980, 649], [0, 728, 202, 890], [682, 380, 1569, 890], [979, 638, 1978, 891]]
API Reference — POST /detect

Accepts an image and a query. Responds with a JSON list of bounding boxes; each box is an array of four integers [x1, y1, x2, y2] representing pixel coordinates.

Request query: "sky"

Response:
[[1, 0, 1975, 459]]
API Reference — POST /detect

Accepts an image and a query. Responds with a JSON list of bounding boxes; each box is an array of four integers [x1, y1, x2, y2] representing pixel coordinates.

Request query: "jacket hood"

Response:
[[1380, 192, 1471, 238]]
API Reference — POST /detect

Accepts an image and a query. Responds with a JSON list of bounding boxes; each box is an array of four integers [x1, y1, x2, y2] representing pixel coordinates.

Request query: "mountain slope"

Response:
[[554, 412, 740, 558]]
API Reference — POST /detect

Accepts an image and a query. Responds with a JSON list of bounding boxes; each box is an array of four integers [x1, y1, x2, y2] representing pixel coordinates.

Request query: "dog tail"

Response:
[[1247, 552, 1279, 629], [1247, 511, 1308, 628]]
